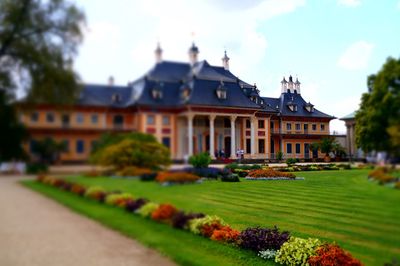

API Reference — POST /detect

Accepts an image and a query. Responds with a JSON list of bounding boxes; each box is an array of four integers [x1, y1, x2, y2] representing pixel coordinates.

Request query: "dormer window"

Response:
[[180, 84, 192, 101], [112, 93, 121, 103], [305, 102, 314, 113], [151, 87, 162, 100], [287, 103, 298, 112], [216, 81, 227, 100]]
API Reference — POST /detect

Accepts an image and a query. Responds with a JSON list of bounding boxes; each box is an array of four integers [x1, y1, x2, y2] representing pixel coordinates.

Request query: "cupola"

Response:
[[154, 42, 162, 63], [188, 42, 199, 65], [221, 50, 230, 70]]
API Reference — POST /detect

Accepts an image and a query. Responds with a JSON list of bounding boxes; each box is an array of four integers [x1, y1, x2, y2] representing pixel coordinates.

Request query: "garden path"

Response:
[[0, 176, 176, 266]]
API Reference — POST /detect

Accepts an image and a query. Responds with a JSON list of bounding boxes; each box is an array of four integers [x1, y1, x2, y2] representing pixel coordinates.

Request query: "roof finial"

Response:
[[155, 42, 162, 63]]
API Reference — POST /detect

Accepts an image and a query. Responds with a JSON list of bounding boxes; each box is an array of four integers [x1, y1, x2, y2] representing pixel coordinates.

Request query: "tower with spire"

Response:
[[188, 42, 199, 65], [222, 50, 230, 70], [155, 42, 162, 63]]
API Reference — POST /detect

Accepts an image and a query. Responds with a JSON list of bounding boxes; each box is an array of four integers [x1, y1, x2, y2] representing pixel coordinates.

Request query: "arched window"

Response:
[[113, 115, 124, 129]]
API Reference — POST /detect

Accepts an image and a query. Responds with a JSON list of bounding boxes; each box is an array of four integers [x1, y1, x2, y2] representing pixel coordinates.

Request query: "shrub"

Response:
[[188, 215, 226, 236], [70, 184, 86, 196], [210, 225, 240, 243], [84, 186, 107, 201], [234, 169, 248, 177], [171, 212, 205, 229], [26, 163, 48, 174], [191, 167, 222, 179], [248, 169, 295, 178], [258, 249, 277, 260], [52, 178, 66, 188], [156, 172, 200, 183], [140, 172, 158, 181], [116, 166, 152, 177], [125, 198, 149, 212], [225, 163, 239, 170], [369, 168, 396, 184], [136, 202, 159, 218], [308, 243, 362, 266], [189, 152, 211, 168], [286, 158, 298, 166], [151, 203, 178, 222], [275, 237, 322, 266], [221, 174, 240, 182], [276, 151, 283, 161], [90, 133, 171, 170], [238, 226, 290, 252], [105, 193, 134, 207]]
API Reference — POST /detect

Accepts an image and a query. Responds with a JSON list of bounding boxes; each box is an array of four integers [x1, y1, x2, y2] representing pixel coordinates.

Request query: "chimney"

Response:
[[155, 42, 162, 63], [108, 76, 114, 86], [188, 42, 199, 65], [222, 50, 230, 70]]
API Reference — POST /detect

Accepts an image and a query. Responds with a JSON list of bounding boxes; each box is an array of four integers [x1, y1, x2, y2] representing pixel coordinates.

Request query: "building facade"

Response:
[[19, 43, 335, 162]]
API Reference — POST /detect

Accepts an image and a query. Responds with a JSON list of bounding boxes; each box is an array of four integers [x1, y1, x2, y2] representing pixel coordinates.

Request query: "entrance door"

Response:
[[205, 135, 210, 152], [304, 143, 310, 159], [224, 137, 231, 158]]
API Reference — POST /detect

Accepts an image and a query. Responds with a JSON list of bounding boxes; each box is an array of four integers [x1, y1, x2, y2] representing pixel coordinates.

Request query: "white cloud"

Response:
[[76, 0, 305, 84], [337, 41, 374, 71], [338, 0, 361, 7]]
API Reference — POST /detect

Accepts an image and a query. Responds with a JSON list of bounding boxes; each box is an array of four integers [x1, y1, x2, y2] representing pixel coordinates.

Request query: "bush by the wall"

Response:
[[189, 152, 211, 168], [26, 162, 48, 174], [221, 174, 240, 182]]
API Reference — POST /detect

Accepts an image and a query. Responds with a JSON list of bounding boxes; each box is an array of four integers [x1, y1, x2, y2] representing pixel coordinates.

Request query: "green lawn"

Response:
[[24, 169, 400, 266]]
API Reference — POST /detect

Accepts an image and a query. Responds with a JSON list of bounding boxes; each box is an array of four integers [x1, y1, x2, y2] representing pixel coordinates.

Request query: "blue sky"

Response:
[[74, 0, 400, 132]]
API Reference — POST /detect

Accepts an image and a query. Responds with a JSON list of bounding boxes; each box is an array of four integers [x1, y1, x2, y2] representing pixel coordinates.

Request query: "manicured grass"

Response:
[[25, 169, 400, 265]]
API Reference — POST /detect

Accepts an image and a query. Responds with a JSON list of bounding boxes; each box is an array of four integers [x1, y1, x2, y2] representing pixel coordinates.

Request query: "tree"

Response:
[[312, 137, 346, 160], [355, 57, 400, 156], [0, 90, 28, 162], [0, 0, 85, 104], [32, 137, 66, 164]]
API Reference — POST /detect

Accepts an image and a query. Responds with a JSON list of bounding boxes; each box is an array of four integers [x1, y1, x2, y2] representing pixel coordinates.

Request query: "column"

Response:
[[250, 116, 256, 157], [187, 114, 194, 156], [266, 118, 269, 159], [230, 115, 237, 159], [209, 115, 216, 159]]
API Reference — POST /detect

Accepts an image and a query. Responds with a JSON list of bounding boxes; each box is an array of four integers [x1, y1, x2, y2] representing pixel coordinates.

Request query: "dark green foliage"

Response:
[[32, 137, 66, 164], [140, 172, 158, 181], [238, 226, 290, 252], [220, 174, 240, 182], [225, 163, 261, 171], [285, 158, 298, 166], [189, 152, 211, 168], [0, 91, 28, 162], [356, 57, 400, 156], [276, 151, 283, 161], [0, 0, 85, 104], [25, 162, 48, 174]]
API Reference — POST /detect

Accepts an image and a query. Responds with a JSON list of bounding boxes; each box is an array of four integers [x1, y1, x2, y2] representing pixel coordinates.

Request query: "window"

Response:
[[112, 93, 121, 103], [246, 139, 251, 153], [286, 143, 292, 154], [61, 114, 70, 127], [91, 114, 98, 124], [295, 143, 301, 154], [147, 115, 155, 125], [270, 121, 274, 130], [152, 88, 162, 99], [286, 123, 292, 131], [224, 118, 230, 128], [216, 81, 227, 99], [312, 124, 317, 131], [304, 124, 308, 132], [246, 120, 251, 129], [258, 120, 265, 129], [162, 116, 170, 126], [46, 112, 54, 123], [76, 113, 84, 124], [295, 123, 301, 131], [113, 115, 124, 129], [320, 124, 325, 131], [30, 112, 39, 122], [258, 139, 265, 153], [76, 140, 84, 154], [162, 137, 171, 148]]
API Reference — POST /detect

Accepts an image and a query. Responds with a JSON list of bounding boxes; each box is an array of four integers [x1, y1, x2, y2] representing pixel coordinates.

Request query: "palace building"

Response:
[[19, 43, 335, 162]]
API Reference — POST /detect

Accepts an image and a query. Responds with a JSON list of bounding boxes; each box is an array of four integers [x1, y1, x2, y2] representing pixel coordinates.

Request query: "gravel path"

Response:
[[0, 176, 176, 266]]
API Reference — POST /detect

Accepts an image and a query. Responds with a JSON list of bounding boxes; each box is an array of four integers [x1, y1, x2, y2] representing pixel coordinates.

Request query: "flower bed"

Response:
[[247, 169, 296, 179], [156, 171, 201, 184], [368, 168, 399, 188], [35, 175, 362, 266]]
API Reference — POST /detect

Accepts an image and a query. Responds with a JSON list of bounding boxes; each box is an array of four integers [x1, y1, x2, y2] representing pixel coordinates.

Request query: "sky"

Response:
[[73, 0, 400, 133]]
